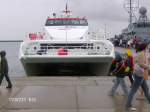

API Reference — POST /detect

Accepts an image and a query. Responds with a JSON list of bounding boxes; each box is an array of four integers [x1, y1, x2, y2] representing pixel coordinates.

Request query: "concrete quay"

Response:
[[0, 76, 150, 112]]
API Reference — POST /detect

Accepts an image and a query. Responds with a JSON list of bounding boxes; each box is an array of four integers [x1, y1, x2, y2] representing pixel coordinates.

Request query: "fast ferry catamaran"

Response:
[[19, 4, 114, 76]]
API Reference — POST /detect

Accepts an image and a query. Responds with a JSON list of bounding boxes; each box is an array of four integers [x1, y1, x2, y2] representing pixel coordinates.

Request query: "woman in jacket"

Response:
[[125, 43, 150, 111]]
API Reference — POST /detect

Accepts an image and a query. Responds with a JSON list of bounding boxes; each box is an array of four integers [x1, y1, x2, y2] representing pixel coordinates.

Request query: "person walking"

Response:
[[125, 43, 150, 111], [124, 49, 134, 86], [137, 44, 150, 100], [109, 51, 121, 74], [109, 55, 128, 96], [0, 51, 12, 89]]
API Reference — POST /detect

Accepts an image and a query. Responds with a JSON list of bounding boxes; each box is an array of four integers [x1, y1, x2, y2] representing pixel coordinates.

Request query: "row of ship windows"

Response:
[[45, 20, 88, 26], [40, 43, 94, 46], [40, 46, 100, 50]]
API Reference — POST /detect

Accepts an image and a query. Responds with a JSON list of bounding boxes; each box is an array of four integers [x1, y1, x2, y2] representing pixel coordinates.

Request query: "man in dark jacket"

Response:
[[109, 55, 128, 96], [0, 51, 12, 88]]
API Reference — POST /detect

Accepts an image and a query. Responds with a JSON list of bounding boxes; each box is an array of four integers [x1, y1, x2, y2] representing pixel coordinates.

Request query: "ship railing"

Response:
[[34, 45, 111, 56]]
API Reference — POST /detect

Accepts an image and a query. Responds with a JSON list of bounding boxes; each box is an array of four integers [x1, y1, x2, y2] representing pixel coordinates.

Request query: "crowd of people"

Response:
[[112, 35, 150, 49], [109, 43, 150, 111]]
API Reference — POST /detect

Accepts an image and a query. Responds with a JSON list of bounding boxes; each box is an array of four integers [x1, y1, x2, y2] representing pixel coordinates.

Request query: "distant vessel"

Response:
[[19, 4, 114, 76], [122, 7, 150, 43]]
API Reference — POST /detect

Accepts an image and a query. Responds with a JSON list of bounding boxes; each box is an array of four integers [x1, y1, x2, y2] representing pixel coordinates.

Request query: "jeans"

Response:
[[110, 77, 128, 95], [125, 74, 150, 108]]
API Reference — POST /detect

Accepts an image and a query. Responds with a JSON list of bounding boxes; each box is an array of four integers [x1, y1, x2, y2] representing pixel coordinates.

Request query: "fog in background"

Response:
[[0, 0, 150, 40]]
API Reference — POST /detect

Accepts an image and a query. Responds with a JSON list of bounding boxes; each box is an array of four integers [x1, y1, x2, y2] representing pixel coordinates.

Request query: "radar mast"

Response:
[[124, 0, 139, 24], [138, 7, 149, 23], [63, 3, 70, 14]]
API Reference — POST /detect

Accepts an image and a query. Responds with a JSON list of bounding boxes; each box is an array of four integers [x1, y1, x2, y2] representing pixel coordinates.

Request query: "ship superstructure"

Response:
[[19, 4, 114, 76], [122, 7, 150, 42]]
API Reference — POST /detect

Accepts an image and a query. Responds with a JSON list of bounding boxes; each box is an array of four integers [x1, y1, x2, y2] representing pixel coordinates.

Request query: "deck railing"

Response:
[[25, 44, 111, 56]]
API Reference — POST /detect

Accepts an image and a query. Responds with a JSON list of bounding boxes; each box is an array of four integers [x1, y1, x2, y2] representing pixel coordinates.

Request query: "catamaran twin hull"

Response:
[[19, 40, 115, 76]]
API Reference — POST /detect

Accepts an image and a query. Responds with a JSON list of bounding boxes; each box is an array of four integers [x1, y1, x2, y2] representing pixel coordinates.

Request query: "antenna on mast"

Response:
[[63, 3, 71, 14], [124, 0, 139, 24]]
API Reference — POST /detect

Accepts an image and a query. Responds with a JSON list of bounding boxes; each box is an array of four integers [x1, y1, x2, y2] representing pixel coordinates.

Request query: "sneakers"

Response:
[[125, 107, 136, 111], [130, 107, 136, 111]]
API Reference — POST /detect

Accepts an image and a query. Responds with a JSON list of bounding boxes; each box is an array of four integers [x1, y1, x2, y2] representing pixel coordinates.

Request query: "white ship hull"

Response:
[[20, 56, 113, 76]]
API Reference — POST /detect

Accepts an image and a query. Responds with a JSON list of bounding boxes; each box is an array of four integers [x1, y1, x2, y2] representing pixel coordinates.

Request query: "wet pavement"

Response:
[[0, 76, 150, 112]]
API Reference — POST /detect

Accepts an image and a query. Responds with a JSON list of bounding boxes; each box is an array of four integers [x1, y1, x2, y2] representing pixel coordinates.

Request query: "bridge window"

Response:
[[45, 19, 88, 26]]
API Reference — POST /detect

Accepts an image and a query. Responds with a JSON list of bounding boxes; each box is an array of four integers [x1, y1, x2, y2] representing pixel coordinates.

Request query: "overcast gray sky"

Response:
[[0, 0, 150, 40]]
